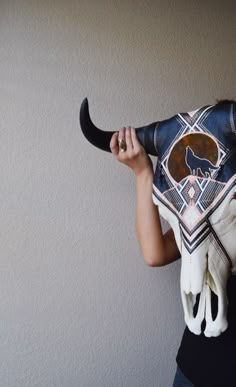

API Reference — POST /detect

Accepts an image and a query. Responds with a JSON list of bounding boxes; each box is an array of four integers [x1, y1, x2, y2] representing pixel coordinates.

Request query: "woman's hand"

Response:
[[110, 127, 153, 177]]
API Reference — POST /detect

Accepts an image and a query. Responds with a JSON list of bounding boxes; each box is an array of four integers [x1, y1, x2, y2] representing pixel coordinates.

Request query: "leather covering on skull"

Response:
[[152, 102, 236, 337]]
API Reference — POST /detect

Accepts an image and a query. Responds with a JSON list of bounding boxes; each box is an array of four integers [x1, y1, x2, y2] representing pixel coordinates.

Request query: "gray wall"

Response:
[[0, 1, 235, 386]]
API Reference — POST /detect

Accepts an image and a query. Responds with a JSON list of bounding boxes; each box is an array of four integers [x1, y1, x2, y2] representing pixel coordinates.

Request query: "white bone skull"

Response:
[[152, 103, 236, 337], [80, 99, 236, 338]]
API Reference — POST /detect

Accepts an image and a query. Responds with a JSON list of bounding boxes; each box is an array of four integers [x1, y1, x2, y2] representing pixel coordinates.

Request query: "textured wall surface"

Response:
[[0, 1, 235, 386]]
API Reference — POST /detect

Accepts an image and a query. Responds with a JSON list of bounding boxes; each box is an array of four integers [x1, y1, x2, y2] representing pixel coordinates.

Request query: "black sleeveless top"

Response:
[[176, 275, 236, 387]]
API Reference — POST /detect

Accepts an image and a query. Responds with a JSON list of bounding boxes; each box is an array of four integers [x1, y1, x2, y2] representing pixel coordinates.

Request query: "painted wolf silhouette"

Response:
[[185, 146, 219, 178]]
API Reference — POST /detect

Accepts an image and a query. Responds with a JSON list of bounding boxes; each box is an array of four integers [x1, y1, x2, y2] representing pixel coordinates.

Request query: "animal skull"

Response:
[[80, 99, 236, 337]]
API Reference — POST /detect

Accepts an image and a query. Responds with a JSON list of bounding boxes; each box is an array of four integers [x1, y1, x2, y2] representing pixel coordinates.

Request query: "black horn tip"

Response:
[[80, 98, 89, 124], [81, 97, 88, 110], [79, 97, 93, 139], [79, 98, 114, 153]]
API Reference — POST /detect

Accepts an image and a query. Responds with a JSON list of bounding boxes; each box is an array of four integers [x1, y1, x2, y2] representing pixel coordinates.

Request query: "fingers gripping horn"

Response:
[[79, 98, 158, 156]]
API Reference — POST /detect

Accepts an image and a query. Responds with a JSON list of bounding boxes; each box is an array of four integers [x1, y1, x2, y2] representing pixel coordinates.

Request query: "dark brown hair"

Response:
[[216, 99, 235, 105]]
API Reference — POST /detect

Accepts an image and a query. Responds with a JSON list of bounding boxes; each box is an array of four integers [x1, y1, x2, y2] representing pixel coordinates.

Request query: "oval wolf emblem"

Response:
[[167, 133, 220, 183]]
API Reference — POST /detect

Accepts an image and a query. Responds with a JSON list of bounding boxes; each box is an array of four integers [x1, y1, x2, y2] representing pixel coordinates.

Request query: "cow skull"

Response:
[[80, 99, 236, 337], [154, 181, 236, 337]]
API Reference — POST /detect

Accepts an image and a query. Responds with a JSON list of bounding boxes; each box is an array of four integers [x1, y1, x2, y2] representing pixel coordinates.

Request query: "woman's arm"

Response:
[[110, 127, 180, 267], [135, 168, 180, 266]]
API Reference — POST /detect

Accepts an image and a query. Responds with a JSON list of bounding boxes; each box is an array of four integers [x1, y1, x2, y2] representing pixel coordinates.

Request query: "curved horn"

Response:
[[79, 98, 158, 156]]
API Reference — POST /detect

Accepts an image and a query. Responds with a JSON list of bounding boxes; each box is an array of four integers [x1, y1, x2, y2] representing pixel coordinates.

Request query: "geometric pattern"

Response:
[[153, 176, 234, 263], [152, 102, 236, 336], [152, 104, 236, 263]]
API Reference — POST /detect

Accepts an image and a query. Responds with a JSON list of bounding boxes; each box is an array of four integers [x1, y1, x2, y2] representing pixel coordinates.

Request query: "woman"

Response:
[[110, 105, 236, 386]]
